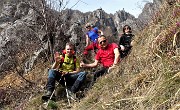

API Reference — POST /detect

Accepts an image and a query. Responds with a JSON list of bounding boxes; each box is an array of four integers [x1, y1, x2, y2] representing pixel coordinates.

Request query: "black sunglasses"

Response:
[[99, 40, 106, 44], [67, 49, 73, 50], [86, 26, 90, 28]]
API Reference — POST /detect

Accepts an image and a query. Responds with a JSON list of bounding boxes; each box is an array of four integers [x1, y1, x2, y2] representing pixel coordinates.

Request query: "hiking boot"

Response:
[[76, 91, 84, 99], [71, 80, 81, 93], [42, 91, 56, 101]]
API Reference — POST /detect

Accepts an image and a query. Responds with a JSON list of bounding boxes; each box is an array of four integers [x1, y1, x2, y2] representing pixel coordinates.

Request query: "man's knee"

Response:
[[48, 69, 58, 78], [77, 72, 87, 81]]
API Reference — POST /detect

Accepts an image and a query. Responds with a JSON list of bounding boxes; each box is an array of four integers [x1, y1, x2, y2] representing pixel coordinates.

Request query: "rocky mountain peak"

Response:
[[137, 0, 164, 27]]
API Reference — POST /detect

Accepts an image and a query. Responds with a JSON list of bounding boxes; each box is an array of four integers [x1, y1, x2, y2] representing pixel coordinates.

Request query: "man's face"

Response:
[[86, 26, 91, 31], [98, 37, 108, 49], [65, 45, 74, 56]]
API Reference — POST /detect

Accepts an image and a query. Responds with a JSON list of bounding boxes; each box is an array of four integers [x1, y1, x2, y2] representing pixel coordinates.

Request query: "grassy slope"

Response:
[[0, 0, 179, 110], [72, 1, 180, 110]]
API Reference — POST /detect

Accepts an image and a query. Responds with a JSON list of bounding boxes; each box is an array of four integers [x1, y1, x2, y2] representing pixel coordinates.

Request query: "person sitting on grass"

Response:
[[83, 23, 103, 55], [42, 42, 87, 101], [119, 25, 135, 58], [80, 35, 120, 82]]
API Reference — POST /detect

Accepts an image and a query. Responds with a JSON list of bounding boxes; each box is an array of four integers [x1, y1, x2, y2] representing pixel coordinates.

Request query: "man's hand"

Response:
[[108, 65, 117, 73], [52, 52, 61, 69], [54, 52, 61, 63], [120, 45, 125, 51], [55, 56, 61, 63], [80, 61, 85, 67]]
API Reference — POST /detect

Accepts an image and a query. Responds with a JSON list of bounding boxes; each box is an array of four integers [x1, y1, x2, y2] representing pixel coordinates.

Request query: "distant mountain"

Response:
[[137, 0, 163, 28]]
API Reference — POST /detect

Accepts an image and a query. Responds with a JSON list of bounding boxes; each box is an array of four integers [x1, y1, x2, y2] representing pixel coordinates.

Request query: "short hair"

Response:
[[123, 25, 132, 33], [65, 42, 75, 49], [98, 35, 106, 39], [85, 23, 92, 28]]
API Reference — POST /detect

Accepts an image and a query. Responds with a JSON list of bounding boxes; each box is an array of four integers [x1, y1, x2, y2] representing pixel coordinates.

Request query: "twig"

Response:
[[174, 88, 180, 99], [70, 0, 81, 9], [105, 96, 146, 106], [80, 0, 88, 5], [88, 101, 101, 110]]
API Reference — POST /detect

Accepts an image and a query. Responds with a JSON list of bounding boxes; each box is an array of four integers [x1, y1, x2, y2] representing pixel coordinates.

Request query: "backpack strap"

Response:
[[73, 55, 76, 71], [59, 54, 77, 71]]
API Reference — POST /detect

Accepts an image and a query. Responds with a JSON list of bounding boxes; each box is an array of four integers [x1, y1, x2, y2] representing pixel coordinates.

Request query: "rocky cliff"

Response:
[[137, 0, 163, 28], [0, 0, 137, 75]]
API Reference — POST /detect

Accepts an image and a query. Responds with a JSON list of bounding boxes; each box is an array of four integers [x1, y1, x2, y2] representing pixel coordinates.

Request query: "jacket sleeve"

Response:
[[119, 35, 124, 45]]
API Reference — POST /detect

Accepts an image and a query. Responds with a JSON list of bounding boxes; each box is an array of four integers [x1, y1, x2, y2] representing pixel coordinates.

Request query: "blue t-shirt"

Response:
[[86, 27, 99, 42]]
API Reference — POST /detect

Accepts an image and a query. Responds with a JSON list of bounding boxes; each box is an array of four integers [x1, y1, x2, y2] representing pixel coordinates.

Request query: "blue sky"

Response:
[[65, 0, 153, 18]]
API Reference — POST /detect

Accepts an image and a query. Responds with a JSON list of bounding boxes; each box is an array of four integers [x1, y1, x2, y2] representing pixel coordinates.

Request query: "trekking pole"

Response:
[[64, 77, 71, 106], [45, 75, 62, 108]]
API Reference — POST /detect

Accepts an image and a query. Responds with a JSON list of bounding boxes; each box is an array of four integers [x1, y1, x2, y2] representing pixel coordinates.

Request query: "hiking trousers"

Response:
[[46, 69, 87, 93], [93, 67, 108, 81]]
